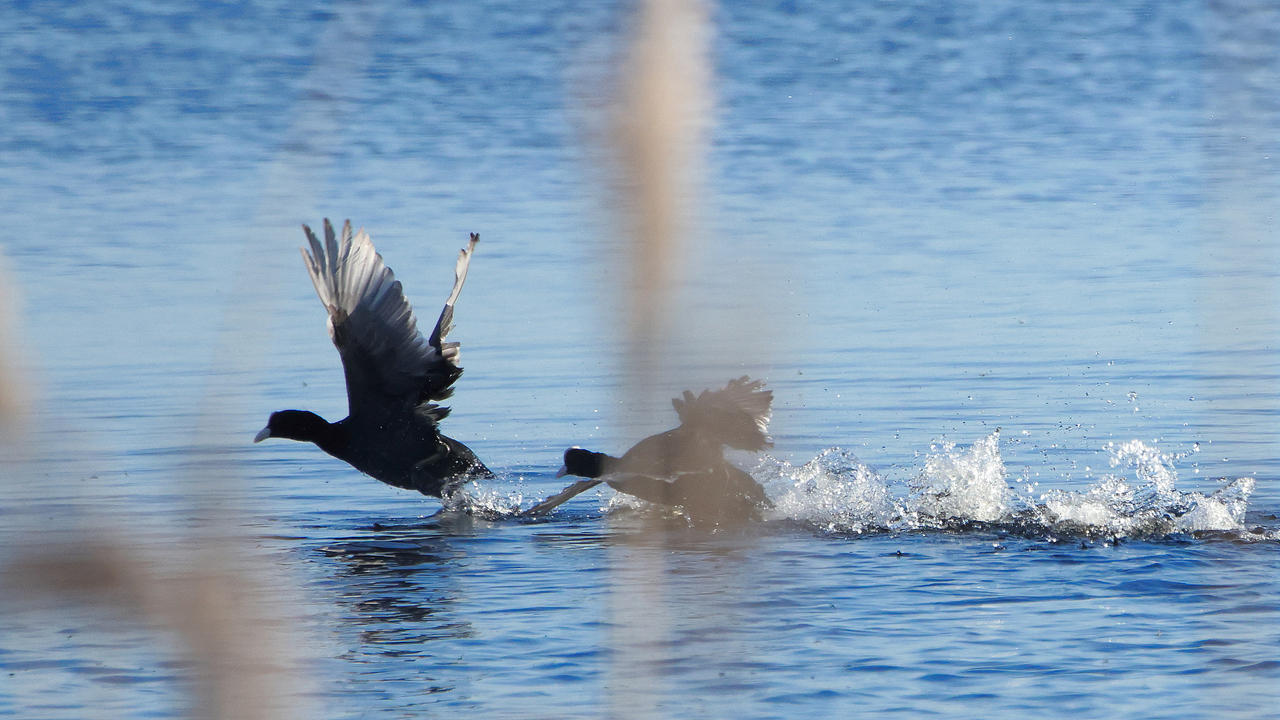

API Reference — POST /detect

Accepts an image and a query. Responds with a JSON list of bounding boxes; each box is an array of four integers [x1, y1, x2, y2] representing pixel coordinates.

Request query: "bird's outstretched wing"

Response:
[[671, 376, 773, 451], [301, 219, 479, 421]]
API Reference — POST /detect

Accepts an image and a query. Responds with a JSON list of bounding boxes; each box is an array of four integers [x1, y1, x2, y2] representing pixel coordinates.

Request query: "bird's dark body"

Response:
[[337, 417, 490, 496]]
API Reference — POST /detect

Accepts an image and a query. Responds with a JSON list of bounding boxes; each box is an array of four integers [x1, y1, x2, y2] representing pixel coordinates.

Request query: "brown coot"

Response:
[[528, 377, 773, 521], [255, 219, 491, 497]]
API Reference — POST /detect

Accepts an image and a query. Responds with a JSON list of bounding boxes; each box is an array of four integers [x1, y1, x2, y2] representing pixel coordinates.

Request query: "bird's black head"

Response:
[[255, 410, 331, 444], [558, 447, 611, 479]]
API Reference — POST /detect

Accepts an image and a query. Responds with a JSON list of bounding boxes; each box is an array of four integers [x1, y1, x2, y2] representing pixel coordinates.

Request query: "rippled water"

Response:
[[2, 1, 1278, 718]]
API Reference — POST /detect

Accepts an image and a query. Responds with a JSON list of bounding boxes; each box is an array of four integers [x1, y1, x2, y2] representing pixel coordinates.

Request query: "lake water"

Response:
[[2, 1, 1278, 718]]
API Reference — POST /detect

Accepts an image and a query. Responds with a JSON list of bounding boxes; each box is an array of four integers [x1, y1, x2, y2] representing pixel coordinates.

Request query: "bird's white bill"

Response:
[[555, 465, 568, 478], [253, 426, 271, 443]]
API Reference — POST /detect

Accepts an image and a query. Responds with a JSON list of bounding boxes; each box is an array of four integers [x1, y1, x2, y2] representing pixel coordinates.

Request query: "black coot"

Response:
[[255, 219, 490, 497]]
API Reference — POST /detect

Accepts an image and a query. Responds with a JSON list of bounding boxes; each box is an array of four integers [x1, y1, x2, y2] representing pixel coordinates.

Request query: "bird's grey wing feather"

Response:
[[301, 219, 478, 419]]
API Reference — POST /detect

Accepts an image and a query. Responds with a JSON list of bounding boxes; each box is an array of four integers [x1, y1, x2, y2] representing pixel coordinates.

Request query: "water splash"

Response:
[[1037, 440, 1257, 538], [761, 431, 1266, 542], [454, 434, 1266, 542], [910, 431, 1012, 526], [441, 475, 529, 518], [757, 449, 900, 533]]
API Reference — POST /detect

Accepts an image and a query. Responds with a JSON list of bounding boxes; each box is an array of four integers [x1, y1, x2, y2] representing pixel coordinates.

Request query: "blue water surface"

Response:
[[1, 1, 1278, 718]]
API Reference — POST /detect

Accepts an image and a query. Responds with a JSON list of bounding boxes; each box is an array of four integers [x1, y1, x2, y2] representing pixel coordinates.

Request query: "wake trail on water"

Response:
[[441, 431, 1270, 542], [757, 430, 1268, 542]]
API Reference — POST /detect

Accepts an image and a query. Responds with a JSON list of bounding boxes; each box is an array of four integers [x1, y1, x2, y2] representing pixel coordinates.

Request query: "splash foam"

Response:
[[762, 432, 1261, 541]]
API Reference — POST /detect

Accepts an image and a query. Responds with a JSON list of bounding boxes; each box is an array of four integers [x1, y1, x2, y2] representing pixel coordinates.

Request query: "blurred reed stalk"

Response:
[[604, 0, 713, 718], [1197, 0, 1280, 467], [0, 256, 30, 435], [612, 0, 713, 400], [4, 542, 304, 720], [0, 251, 303, 719], [1, 250, 308, 720], [0, 7, 389, 717]]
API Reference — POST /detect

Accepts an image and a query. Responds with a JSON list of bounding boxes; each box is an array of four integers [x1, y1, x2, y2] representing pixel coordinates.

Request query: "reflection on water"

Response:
[[319, 522, 468, 634]]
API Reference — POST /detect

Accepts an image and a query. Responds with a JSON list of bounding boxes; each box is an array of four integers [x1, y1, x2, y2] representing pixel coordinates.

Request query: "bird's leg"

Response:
[[522, 479, 603, 517]]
